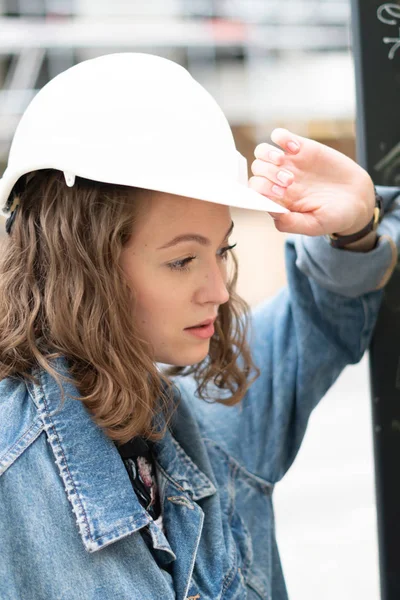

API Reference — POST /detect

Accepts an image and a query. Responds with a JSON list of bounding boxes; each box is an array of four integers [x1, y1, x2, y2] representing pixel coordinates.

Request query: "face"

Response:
[[120, 192, 234, 366]]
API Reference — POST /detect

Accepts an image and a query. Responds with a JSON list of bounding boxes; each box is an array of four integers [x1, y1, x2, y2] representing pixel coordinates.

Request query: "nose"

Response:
[[193, 262, 230, 306]]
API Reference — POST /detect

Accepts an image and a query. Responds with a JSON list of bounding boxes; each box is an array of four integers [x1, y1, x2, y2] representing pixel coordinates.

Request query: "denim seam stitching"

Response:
[[221, 460, 240, 595], [207, 438, 270, 598], [42, 414, 93, 543], [0, 418, 43, 475], [169, 435, 217, 497], [203, 437, 274, 492], [229, 461, 253, 580], [230, 459, 269, 599], [181, 510, 205, 600], [32, 378, 94, 548], [86, 515, 151, 547], [154, 461, 186, 493], [28, 374, 154, 552], [246, 578, 271, 600], [0, 418, 41, 464]]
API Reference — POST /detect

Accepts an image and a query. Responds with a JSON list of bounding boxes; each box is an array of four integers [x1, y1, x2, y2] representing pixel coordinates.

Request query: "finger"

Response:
[[249, 175, 288, 202], [251, 159, 294, 189], [267, 212, 282, 221], [271, 211, 324, 237], [254, 143, 285, 166], [270, 128, 302, 155]]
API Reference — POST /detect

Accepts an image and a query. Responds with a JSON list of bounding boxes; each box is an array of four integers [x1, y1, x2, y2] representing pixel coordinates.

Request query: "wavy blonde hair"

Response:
[[0, 170, 259, 443]]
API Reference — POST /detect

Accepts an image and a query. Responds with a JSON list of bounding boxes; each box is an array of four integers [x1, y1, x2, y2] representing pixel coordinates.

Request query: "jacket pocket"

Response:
[[205, 438, 273, 600]]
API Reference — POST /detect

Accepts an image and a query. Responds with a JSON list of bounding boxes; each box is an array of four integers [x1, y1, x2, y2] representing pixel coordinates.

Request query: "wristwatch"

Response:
[[328, 188, 383, 249]]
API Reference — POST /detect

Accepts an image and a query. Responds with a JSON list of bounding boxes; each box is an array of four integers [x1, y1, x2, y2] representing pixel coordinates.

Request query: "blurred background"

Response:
[[0, 2, 379, 599]]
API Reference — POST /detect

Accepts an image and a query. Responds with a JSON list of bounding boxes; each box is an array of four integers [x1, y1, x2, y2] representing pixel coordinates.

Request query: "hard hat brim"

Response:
[[0, 168, 288, 216]]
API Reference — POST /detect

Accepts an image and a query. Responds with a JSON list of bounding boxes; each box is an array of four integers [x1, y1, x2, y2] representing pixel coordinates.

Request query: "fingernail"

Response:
[[272, 184, 284, 197], [287, 141, 300, 153], [277, 170, 292, 185]]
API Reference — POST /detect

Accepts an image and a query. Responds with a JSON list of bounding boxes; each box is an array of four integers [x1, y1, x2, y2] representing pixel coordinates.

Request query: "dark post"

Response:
[[351, 1, 400, 598]]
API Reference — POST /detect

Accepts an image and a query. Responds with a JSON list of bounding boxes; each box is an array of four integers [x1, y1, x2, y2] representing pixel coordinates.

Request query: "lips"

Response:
[[184, 318, 216, 340], [185, 318, 216, 330]]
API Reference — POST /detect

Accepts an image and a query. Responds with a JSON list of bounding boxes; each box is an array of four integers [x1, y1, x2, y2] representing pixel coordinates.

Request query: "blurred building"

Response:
[[0, 0, 354, 173]]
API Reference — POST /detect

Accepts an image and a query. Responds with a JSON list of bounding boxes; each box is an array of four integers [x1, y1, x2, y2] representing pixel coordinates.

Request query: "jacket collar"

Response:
[[27, 357, 216, 552]]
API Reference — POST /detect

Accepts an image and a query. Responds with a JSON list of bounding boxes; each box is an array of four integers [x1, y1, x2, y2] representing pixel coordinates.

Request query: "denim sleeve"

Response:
[[244, 248, 382, 482], [184, 186, 400, 484]]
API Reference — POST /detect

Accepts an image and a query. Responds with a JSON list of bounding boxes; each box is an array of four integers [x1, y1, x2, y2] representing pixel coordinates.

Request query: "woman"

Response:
[[0, 53, 399, 600]]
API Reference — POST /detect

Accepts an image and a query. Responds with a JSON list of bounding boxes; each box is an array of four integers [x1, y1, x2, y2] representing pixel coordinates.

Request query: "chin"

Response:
[[157, 346, 210, 368]]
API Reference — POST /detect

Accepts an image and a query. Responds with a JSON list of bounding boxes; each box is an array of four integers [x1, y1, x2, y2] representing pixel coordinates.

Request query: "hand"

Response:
[[249, 128, 376, 237]]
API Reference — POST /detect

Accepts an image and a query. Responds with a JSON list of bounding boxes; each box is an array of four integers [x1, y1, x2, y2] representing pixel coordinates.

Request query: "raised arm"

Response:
[[182, 129, 400, 483]]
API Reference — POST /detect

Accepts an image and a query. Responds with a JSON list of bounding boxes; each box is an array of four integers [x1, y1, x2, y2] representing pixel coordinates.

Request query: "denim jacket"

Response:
[[1, 187, 399, 600]]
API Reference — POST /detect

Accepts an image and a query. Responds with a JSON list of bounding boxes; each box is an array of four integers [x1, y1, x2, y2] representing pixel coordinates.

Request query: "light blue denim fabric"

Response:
[[0, 186, 399, 600]]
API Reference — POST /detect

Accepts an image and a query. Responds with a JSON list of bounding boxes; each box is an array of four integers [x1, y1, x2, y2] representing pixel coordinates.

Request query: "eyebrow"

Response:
[[157, 220, 235, 250]]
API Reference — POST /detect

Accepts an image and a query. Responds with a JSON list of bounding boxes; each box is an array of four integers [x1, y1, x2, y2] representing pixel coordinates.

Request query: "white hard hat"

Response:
[[0, 53, 287, 215]]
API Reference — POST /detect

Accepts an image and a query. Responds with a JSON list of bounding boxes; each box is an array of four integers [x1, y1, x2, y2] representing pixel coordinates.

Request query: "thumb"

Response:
[[269, 210, 324, 237]]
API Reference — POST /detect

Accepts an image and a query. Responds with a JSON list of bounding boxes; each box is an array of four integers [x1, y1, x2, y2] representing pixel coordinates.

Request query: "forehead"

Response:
[[135, 191, 231, 237]]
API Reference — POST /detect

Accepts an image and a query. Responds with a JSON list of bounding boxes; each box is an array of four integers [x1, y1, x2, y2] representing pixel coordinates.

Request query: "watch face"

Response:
[[372, 207, 381, 231]]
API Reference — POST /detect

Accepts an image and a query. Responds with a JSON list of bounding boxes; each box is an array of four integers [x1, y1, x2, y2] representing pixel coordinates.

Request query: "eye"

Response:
[[218, 243, 237, 260], [167, 255, 196, 272]]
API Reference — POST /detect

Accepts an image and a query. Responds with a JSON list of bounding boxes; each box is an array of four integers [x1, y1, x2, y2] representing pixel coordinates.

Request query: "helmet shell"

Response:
[[0, 53, 286, 214]]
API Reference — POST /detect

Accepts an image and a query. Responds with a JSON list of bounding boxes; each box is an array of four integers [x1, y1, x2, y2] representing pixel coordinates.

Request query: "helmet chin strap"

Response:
[[63, 172, 75, 187], [5, 171, 76, 235], [5, 197, 20, 235]]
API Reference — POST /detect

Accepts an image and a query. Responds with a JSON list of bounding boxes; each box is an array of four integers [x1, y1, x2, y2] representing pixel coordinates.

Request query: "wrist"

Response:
[[335, 215, 373, 238], [341, 230, 378, 253], [335, 178, 376, 237], [328, 188, 382, 250]]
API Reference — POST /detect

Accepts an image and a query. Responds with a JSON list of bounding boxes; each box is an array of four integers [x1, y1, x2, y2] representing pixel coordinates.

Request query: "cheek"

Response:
[[134, 286, 164, 325], [121, 260, 167, 325], [133, 277, 187, 330], [120, 253, 192, 338]]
